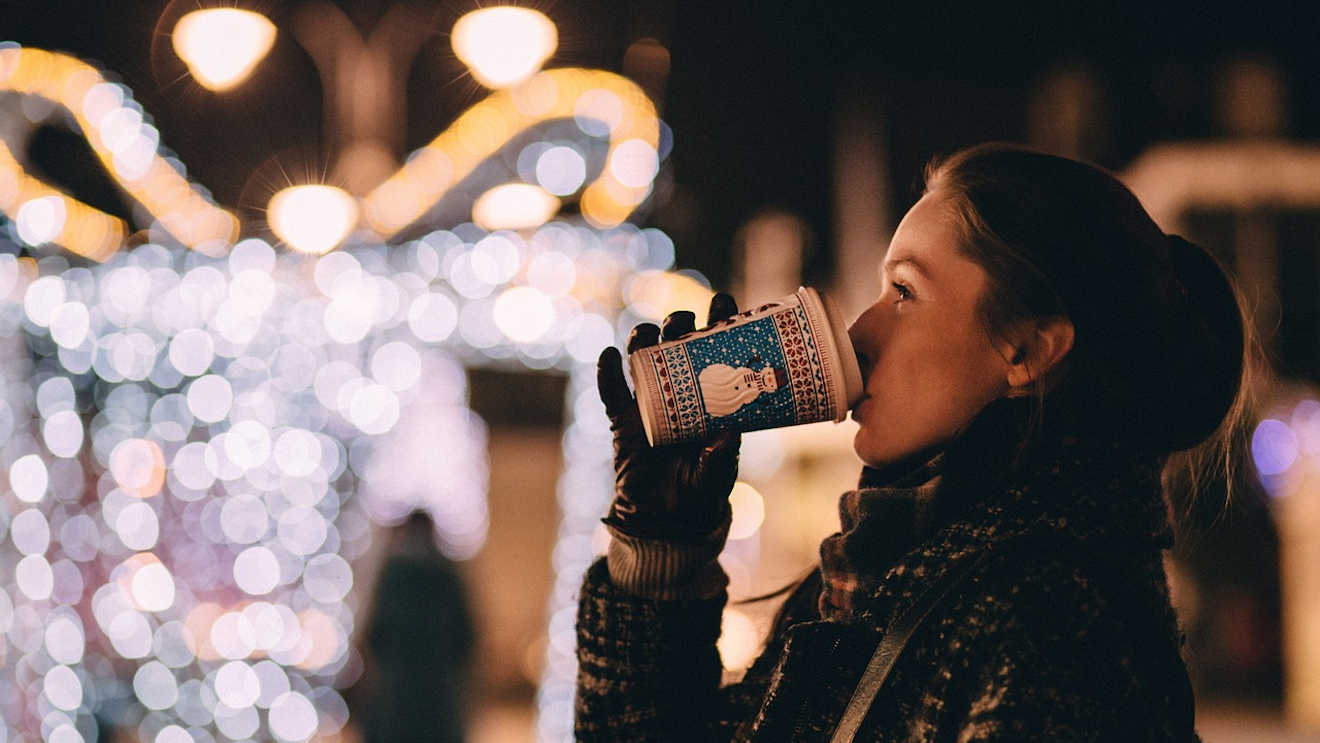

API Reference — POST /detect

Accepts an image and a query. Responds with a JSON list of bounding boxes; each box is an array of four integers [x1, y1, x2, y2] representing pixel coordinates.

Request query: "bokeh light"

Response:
[[362, 68, 662, 237], [16, 194, 66, 245], [535, 145, 588, 196], [473, 183, 561, 231], [716, 608, 760, 672], [172, 9, 278, 92], [1254, 418, 1299, 477], [1254, 397, 1320, 499], [727, 482, 766, 540], [268, 185, 358, 255], [451, 7, 558, 88], [494, 286, 555, 343]]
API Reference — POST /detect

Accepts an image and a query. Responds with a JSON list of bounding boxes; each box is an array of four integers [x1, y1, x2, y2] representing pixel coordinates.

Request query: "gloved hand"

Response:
[[596, 292, 742, 540]]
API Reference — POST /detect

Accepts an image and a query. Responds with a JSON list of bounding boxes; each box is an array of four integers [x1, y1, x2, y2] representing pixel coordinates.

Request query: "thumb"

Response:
[[597, 347, 652, 454], [596, 346, 633, 422]]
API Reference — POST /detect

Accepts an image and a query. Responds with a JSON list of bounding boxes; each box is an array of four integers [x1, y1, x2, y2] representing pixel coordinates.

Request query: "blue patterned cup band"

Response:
[[629, 287, 863, 446]]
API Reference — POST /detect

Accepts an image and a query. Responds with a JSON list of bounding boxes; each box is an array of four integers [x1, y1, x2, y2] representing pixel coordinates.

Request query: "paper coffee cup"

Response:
[[629, 287, 864, 447]]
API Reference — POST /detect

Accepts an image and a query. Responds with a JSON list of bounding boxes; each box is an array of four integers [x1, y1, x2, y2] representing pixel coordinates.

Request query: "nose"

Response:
[[847, 303, 887, 379]]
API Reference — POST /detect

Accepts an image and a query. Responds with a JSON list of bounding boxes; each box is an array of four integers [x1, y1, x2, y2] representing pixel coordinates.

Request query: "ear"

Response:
[[1002, 315, 1074, 394]]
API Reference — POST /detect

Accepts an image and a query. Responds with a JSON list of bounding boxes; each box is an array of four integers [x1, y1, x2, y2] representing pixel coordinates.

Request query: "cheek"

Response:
[[853, 321, 1004, 466]]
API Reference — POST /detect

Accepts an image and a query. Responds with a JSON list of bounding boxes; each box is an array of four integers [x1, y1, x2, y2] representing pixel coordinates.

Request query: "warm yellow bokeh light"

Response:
[[268, 185, 358, 255], [173, 9, 277, 92], [451, 7, 558, 88], [717, 608, 761, 671], [624, 270, 716, 324], [362, 68, 659, 237], [728, 481, 766, 540], [0, 48, 237, 258], [472, 183, 560, 231]]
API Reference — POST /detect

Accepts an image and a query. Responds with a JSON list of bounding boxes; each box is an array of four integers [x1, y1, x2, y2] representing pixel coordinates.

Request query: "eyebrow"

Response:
[[882, 256, 931, 280]]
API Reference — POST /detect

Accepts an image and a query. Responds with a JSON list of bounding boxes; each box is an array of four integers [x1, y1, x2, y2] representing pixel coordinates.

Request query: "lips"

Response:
[[850, 395, 869, 422]]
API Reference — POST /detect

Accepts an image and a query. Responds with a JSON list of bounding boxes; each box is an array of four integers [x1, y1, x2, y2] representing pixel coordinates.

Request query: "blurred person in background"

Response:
[[350, 510, 475, 743], [577, 143, 1254, 741]]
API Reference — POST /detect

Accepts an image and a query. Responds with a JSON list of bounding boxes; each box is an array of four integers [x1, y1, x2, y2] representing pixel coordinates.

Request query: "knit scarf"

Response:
[[817, 453, 946, 620], [815, 397, 1173, 623]]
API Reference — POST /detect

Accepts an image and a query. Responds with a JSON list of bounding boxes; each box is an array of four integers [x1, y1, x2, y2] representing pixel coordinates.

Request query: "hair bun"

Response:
[[1158, 235, 1245, 451]]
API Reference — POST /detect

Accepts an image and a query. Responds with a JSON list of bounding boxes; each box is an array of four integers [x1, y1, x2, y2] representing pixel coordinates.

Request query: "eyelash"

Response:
[[891, 281, 913, 302]]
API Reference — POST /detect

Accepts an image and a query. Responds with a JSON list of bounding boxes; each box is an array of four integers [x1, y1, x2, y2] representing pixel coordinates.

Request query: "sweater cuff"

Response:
[[604, 514, 731, 600]]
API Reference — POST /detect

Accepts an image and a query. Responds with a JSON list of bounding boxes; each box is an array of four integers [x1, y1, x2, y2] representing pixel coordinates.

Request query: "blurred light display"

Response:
[[0, 29, 685, 743], [0, 216, 696, 742], [0, 46, 239, 257], [0, 151, 684, 743], [361, 67, 661, 237], [172, 9, 278, 92]]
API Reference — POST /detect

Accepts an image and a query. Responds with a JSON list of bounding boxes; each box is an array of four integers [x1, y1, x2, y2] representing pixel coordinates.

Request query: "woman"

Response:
[[577, 143, 1251, 742]]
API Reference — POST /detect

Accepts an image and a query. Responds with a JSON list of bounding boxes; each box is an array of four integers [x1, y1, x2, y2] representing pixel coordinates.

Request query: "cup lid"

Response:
[[628, 351, 660, 447], [805, 287, 864, 413]]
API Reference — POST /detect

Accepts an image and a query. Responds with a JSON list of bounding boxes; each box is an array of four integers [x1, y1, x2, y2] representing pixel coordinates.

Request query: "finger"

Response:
[[627, 323, 661, 353], [698, 430, 741, 481], [596, 347, 634, 420], [704, 430, 741, 457], [661, 310, 696, 341], [707, 292, 738, 325]]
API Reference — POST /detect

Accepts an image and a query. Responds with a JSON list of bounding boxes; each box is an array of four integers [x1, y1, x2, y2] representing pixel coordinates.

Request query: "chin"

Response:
[[851, 428, 886, 468]]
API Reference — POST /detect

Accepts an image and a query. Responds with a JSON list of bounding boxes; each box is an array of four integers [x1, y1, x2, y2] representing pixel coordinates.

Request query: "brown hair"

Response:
[[922, 143, 1260, 505]]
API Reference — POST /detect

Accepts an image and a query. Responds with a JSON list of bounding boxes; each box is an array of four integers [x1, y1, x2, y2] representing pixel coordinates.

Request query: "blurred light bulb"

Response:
[[727, 482, 765, 540], [173, 9, 277, 92], [493, 286, 555, 343], [16, 196, 67, 246], [717, 609, 760, 671], [451, 7, 557, 88], [268, 185, 358, 255], [472, 183, 560, 231]]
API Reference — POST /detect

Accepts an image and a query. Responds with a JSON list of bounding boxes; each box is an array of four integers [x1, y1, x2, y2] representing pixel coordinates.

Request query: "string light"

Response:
[[362, 68, 662, 237], [0, 46, 238, 257], [0, 211, 696, 742]]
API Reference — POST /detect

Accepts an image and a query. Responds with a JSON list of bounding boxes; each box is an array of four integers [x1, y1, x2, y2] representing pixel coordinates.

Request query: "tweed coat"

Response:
[[575, 406, 1201, 742]]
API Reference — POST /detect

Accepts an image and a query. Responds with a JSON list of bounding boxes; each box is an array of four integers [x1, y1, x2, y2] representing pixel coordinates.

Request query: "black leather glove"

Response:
[[596, 293, 742, 540]]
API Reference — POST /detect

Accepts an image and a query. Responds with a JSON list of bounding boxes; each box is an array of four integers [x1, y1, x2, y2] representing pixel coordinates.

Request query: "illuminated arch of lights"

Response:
[[0, 46, 240, 260], [0, 46, 660, 259], [0, 39, 696, 743]]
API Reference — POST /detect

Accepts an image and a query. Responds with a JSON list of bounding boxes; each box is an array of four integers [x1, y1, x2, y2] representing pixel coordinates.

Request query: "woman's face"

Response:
[[848, 192, 1012, 467]]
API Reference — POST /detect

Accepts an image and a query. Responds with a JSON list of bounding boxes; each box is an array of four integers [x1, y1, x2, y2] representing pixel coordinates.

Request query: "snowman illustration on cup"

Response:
[[698, 356, 789, 417]]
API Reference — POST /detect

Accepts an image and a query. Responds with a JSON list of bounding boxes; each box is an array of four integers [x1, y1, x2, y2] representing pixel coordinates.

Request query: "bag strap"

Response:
[[829, 548, 992, 743]]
